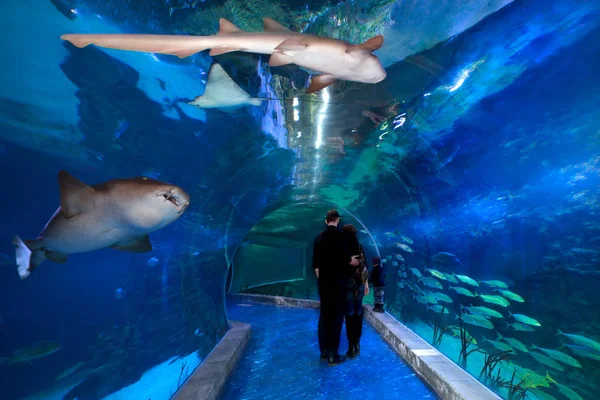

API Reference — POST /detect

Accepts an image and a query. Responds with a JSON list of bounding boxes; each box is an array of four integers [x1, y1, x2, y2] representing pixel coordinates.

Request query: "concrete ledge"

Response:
[[233, 293, 320, 309], [173, 321, 251, 400], [364, 305, 501, 400]]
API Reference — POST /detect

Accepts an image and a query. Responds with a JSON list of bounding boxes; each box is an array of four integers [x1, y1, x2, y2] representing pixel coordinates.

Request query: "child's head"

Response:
[[372, 256, 381, 266]]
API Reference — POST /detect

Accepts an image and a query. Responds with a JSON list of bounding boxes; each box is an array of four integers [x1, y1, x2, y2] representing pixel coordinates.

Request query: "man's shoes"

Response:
[[354, 344, 361, 355], [373, 305, 384, 313], [320, 353, 328, 361], [328, 354, 347, 366], [346, 346, 356, 358]]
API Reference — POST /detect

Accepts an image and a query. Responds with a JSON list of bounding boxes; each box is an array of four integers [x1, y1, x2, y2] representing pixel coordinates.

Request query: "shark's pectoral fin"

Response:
[[268, 52, 294, 67], [346, 34, 384, 57], [263, 17, 291, 32], [58, 170, 96, 219], [111, 235, 153, 253], [209, 47, 242, 56], [45, 251, 68, 264], [306, 74, 336, 93], [275, 38, 308, 52], [218, 18, 244, 35]]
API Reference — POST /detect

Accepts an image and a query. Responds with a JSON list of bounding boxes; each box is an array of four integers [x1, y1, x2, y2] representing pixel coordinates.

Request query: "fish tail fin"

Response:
[[508, 310, 513, 318], [12, 236, 46, 279], [556, 328, 564, 336], [545, 372, 557, 385], [504, 322, 511, 330], [496, 332, 504, 340], [460, 304, 466, 311], [61, 34, 208, 59]]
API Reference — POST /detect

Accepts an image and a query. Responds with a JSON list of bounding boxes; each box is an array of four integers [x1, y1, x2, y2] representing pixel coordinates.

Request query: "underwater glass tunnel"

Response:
[[1, 0, 600, 399]]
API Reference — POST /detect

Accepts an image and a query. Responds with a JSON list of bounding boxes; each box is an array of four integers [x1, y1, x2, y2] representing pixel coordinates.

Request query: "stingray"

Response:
[[186, 62, 263, 113]]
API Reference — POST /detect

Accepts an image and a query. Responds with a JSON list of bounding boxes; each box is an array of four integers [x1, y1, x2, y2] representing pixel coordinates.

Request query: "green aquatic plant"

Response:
[[431, 305, 450, 348], [457, 316, 480, 368], [478, 349, 515, 387]]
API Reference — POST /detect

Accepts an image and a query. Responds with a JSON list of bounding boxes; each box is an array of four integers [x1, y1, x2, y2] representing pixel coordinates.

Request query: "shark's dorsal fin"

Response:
[[346, 35, 384, 56], [274, 37, 307, 52], [306, 74, 336, 93], [263, 17, 291, 32], [218, 18, 243, 35], [58, 170, 95, 219]]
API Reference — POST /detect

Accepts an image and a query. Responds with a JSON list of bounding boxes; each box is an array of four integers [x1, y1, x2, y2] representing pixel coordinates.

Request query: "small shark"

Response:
[[187, 62, 262, 112], [61, 17, 387, 93], [13, 170, 190, 279]]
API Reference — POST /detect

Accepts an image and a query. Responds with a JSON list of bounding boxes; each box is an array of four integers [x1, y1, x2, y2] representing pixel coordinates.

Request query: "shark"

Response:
[[13, 170, 190, 279], [187, 62, 262, 112], [61, 17, 387, 93]]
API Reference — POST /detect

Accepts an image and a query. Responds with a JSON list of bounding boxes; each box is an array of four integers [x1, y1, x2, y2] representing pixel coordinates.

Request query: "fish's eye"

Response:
[[141, 177, 148, 180]]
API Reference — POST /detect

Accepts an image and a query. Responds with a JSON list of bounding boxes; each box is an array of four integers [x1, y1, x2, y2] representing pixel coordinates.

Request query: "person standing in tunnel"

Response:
[[341, 224, 369, 358], [313, 209, 360, 366]]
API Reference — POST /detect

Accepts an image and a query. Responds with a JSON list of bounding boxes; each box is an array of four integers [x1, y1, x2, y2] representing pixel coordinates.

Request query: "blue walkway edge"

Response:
[[222, 296, 438, 400]]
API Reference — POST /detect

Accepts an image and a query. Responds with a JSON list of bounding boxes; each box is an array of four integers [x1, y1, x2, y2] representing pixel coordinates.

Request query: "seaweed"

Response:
[[457, 317, 480, 368], [477, 349, 515, 387], [431, 306, 450, 348]]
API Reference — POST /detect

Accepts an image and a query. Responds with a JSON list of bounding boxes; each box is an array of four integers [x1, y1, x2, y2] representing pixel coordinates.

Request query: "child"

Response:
[[370, 257, 386, 312]]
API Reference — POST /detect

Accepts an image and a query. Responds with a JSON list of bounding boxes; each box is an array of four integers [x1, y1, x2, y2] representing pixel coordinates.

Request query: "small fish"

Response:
[[407, 283, 420, 293], [414, 294, 437, 304], [554, 383, 584, 400], [431, 292, 453, 303], [450, 286, 477, 297], [419, 276, 443, 290], [479, 294, 510, 307], [481, 280, 509, 289], [394, 253, 404, 262], [147, 256, 159, 266], [0, 341, 61, 364], [410, 268, 423, 278], [510, 312, 541, 327], [557, 329, 600, 352], [506, 322, 536, 332], [454, 274, 479, 286], [397, 282, 405, 289], [115, 288, 124, 299], [456, 313, 494, 329], [497, 333, 528, 352], [431, 252, 461, 265], [392, 261, 398, 267], [396, 242, 414, 253], [529, 351, 564, 371], [562, 344, 600, 361], [427, 305, 449, 314], [443, 273, 458, 283], [386, 255, 392, 261], [497, 289, 525, 303], [462, 304, 503, 319], [399, 235, 414, 245], [55, 361, 85, 381], [483, 338, 514, 353], [426, 268, 447, 280], [530, 345, 582, 368]]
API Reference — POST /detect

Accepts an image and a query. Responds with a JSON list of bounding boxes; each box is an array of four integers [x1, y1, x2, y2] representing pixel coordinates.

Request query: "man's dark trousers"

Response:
[[319, 282, 346, 356]]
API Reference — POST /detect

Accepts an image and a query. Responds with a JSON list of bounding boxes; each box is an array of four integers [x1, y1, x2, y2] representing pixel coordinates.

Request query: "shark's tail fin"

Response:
[[12, 236, 46, 280], [61, 33, 209, 59]]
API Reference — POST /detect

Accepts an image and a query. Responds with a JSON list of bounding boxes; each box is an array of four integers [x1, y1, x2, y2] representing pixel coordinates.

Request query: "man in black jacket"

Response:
[[313, 209, 359, 366]]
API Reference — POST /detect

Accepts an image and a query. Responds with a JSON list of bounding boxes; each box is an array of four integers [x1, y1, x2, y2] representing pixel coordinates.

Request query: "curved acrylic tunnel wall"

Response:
[[2, 0, 600, 399]]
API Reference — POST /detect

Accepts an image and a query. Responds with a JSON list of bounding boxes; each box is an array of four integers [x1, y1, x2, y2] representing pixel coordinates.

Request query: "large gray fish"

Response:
[[61, 17, 387, 93], [13, 170, 190, 279]]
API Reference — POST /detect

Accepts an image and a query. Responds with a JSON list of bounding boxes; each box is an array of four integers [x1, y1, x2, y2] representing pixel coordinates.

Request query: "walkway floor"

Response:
[[221, 299, 438, 400]]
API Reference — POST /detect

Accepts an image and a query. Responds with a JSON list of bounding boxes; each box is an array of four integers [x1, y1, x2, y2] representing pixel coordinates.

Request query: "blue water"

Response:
[[1, 0, 600, 399], [222, 300, 437, 399]]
